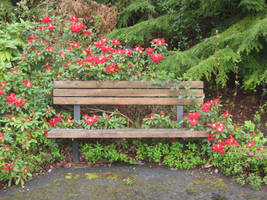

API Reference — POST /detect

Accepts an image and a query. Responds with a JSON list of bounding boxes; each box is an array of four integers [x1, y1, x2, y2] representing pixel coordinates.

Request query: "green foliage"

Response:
[[106, 14, 175, 47], [117, 0, 156, 28], [158, 13, 267, 89]]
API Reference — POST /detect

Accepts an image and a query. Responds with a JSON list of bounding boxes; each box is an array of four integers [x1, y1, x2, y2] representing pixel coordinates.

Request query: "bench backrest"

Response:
[[53, 81, 204, 105]]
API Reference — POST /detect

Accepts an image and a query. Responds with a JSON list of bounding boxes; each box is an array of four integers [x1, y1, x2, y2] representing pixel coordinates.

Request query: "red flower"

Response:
[[145, 48, 154, 55], [206, 132, 215, 142], [0, 89, 5, 96], [147, 114, 154, 120], [94, 55, 107, 64], [24, 167, 30, 175], [212, 98, 220, 104], [134, 46, 143, 53], [216, 124, 224, 133], [222, 110, 230, 119], [101, 45, 112, 53], [201, 103, 211, 112], [246, 140, 255, 149], [83, 30, 91, 35], [46, 23, 55, 30], [71, 42, 80, 49], [6, 93, 25, 107], [70, 23, 84, 33], [3, 144, 11, 152], [224, 137, 239, 146], [41, 16, 52, 24], [152, 38, 165, 46], [22, 80, 33, 88], [105, 114, 110, 119], [105, 63, 119, 74], [69, 15, 78, 22], [121, 49, 132, 56], [161, 112, 165, 117], [112, 38, 121, 46], [189, 119, 199, 125], [150, 53, 163, 63], [188, 112, 200, 121], [28, 35, 36, 43]]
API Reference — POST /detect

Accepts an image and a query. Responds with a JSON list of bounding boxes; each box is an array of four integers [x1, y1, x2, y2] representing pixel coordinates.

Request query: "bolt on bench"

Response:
[[47, 81, 208, 162]]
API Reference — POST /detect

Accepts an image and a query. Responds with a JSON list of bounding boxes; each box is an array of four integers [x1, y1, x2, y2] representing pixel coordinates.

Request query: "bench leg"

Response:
[[177, 106, 186, 150], [72, 139, 79, 163], [73, 105, 80, 163]]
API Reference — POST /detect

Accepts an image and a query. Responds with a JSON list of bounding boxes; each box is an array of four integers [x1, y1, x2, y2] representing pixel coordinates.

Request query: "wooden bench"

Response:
[[47, 81, 208, 162]]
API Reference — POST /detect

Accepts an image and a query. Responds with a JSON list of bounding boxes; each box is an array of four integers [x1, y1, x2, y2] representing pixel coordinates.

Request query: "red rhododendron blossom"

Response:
[[82, 30, 91, 35], [105, 114, 110, 119], [45, 44, 54, 53], [0, 81, 6, 88], [105, 63, 119, 74], [246, 140, 255, 149], [201, 103, 211, 112], [46, 23, 55, 30], [134, 46, 143, 53], [222, 110, 230, 119], [212, 142, 225, 155], [210, 122, 217, 129], [3, 144, 11, 152], [147, 114, 154, 120], [41, 16, 52, 24], [83, 55, 95, 63], [112, 38, 121, 46], [212, 98, 220, 104], [83, 114, 99, 125], [224, 137, 239, 146], [44, 62, 52, 71], [70, 23, 84, 33], [189, 119, 199, 126], [121, 49, 132, 56], [94, 40, 104, 48], [0, 89, 4, 96], [71, 42, 80, 49], [22, 80, 33, 88], [28, 35, 36, 43], [69, 15, 79, 22], [0, 132, 4, 140], [101, 45, 112, 53], [188, 112, 200, 121], [6, 93, 25, 107], [5, 162, 13, 171], [59, 50, 66, 57], [39, 25, 45, 30], [161, 112, 165, 117], [206, 132, 215, 142], [152, 38, 165, 46], [24, 168, 30, 175], [216, 124, 225, 133], [65, 117, 72, 124], [83, 47, 91, 55], [49, 113, 63, 127], [150, 53, 163, 63], [94, 55, 107, 64], [145, 48, 154, 55]]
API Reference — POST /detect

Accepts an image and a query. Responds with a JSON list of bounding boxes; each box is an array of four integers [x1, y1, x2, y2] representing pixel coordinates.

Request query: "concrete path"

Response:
[[1, 165, 266, 200]]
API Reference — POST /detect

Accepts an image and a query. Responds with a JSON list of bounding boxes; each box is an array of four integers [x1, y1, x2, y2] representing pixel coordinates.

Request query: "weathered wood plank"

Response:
[[47, 128, 209, 138], [53, 97, 203, 105], [54, 81, 203, 89], [54, 89, 204, 97]]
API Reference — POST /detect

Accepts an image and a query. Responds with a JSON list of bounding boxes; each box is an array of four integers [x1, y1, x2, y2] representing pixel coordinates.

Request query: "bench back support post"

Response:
[[177, 106, 183, 128], [72, 105, 80, 163]]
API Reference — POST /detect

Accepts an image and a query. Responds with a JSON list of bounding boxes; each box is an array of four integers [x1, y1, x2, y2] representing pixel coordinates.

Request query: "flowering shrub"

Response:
[[0, 12, 170, 187]]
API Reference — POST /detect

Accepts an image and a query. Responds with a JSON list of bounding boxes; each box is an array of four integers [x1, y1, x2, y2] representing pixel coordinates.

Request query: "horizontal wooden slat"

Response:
[[53, 97, 203, 105], [54, 89, 204, 97], [54, 81, 203, 89], [47, 128, 209, 138]]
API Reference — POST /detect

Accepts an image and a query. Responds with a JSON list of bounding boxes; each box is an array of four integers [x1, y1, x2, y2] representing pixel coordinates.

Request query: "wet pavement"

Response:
[[1, 165, 266, 200]]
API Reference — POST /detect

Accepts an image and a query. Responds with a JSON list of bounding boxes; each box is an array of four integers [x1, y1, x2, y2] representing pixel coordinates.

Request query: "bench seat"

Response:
[[47, 128, 209, 138]]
